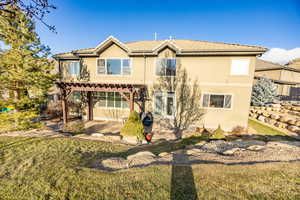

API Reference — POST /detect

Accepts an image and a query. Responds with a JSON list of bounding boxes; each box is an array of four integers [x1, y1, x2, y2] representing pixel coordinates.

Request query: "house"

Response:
[[255, 58, 300, 101], [53, 36, 266, 131]]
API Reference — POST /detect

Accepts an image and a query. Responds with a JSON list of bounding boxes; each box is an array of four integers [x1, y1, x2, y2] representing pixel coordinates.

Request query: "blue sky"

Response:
[[35, 0, 300, 54]]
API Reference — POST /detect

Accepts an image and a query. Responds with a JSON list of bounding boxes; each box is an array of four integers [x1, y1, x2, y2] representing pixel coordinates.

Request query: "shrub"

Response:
[[44, 101, 62, 119], [121, 111, 144, 141], [209, 126, 225, 140], [62, 120, 85, 135], [0, 111, 42, 132]]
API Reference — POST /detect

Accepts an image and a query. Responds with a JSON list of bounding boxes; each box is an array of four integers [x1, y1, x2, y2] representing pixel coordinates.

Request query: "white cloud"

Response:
[[259, 48, 300, 65]]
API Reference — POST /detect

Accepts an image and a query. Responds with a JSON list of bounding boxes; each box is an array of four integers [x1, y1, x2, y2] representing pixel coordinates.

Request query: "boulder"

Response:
[[127, 151, 157, 167], [91, 133, 104, 137], [274, 122, 287, 129], [272, 108, 280, 112], [257, 110, 263, 115], [295, 121, 300, 126], [122, 136, 138, 145], [287, 119, 297, 126], [257, 115, 265, 122], [271, 104, 281, 108], [279, 116, 291, 123], [266, 107, 272, 111], [247, 145, 265, 151], [262, 112, 271, 117], [270, 114, 280, 120], [101, 157, 128, 170], [222, 148, 241, 156], [195, 141, 207, 147], [186, 148, 202, 155], [287, 125, 300, 132], [265, 118, 276, 125], [158, 152, 169, 157]]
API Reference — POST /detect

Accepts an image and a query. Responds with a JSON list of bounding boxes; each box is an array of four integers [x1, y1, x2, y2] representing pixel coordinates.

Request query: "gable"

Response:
[[98, 43, 128, 58]]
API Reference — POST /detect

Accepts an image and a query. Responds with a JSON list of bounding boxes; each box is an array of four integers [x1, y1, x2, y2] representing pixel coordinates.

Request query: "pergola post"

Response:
[[61, 90, 68, 124], [87, 91, 93, 121], [130, 92, 134, 112]]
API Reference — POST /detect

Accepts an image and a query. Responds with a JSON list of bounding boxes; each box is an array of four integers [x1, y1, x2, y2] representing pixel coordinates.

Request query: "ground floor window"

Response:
[[202, 94, 232, 109], [94, 92, 129, 109], [154, 91, 175, 116]]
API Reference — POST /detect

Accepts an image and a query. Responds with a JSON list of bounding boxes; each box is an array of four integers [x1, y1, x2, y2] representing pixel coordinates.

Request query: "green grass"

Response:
[[248, 119, 287, 136], [0, 136, 300, 200]]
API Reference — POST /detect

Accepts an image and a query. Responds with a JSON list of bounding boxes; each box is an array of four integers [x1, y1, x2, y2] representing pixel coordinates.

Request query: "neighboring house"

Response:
[[53, 36, 266, 131], [255, 58, 300, 100]]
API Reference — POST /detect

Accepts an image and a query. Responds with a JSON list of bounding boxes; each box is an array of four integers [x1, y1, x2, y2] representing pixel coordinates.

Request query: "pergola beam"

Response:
[[56, 81, 146, 124]]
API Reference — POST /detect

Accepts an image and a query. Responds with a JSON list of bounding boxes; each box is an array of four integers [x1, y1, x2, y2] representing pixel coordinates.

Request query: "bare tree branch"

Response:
[[0, 0, 56, 32]]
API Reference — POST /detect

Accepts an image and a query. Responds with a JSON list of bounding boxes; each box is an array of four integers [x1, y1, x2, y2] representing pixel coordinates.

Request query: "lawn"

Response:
[[0, 136, 300, 200], [248, 119, 287, 136]]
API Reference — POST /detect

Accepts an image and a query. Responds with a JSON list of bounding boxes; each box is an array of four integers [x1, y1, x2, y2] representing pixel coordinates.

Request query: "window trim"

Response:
[[94, 92, 130, 110], [153, 91, 176, 118], [155, 58, 177, 77], [96, 58, 132, 76], [201, 93, 233, 110], [68, 61, 81, 76]]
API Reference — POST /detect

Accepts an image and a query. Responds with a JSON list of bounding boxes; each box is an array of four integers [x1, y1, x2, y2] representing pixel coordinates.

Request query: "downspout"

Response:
[[143, 52, 146, 112]]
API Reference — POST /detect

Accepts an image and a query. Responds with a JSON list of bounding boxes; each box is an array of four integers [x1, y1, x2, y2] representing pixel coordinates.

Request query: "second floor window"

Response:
[[156, 58, 176, 76], [68, 61, 80, 75], [97, 58, 131, 75]]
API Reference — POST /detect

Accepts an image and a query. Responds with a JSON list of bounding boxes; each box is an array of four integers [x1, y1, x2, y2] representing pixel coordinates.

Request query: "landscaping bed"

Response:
[[0, 136, 300, 199]]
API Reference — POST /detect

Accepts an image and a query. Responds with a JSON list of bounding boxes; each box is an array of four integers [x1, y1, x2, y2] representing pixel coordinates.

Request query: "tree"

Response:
[[0, 6, 57, 114], [251, 76, 277, 106], [0, 0, 56, 31], [153, 62, 205, 139]]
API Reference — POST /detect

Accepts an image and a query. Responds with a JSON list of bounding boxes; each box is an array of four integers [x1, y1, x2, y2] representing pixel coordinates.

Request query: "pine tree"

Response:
[[251, 76, 277, 106], [0, 6, 57, 113]]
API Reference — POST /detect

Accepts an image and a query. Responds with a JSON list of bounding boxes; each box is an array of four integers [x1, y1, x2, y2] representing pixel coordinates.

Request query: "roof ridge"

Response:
[[125, 39, 266, 49]]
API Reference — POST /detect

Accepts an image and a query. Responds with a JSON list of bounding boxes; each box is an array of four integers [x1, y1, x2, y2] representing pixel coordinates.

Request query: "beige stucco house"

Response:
[[255, 58, 300, 100], [53, 36, 266, 131]]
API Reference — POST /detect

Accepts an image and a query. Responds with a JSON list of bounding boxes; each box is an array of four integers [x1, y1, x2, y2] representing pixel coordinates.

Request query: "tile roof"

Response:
[[54, 37, 266, 58]]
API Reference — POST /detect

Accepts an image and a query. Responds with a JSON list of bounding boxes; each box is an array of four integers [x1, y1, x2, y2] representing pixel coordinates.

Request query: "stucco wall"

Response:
[[59, 44, 256, 131]]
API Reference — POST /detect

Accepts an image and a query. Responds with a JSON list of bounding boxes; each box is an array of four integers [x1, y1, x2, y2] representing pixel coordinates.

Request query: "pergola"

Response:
[[56, 81, 146, 124]]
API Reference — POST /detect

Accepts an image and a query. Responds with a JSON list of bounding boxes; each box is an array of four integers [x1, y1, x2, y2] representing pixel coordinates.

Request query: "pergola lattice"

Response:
[[56, 81, 146, 124]]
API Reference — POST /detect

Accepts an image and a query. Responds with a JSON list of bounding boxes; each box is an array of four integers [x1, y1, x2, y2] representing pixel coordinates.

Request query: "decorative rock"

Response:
[[195, 141, 207, 147], [274, 122, 287, 129], [262, 112, 270, 117], [258, 115, 265, 122], [91, 133, 104, 137], [122, 136, 138, 145], [279, 116, 291, 123], [127, 151, 157, 166], [271, 104, 281, 108], [287, 119, 297, 126], [295, 121, 300, 126], [270, 114, 280, 120], [266, 107, 272, 111], [158, 152, 169, 157], [265, 118, 276, 125], [287, 125, 300, 132], [101, 157, 128, 170], [222, 148, 241, 156], [186, 148, 202, 155], [247, 145, 265, 151]]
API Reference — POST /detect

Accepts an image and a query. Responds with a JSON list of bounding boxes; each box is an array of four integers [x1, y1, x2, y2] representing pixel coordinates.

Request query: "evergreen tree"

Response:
[[251, 76, 277, 106], [0, 6, 57, 112]]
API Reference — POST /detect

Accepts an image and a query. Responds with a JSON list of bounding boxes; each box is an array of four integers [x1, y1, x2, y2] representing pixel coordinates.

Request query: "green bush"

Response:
[[209, 126, 225, 140], [62, 120, 85, 135], [0, 111, 42, 132], [121, 111, 144, 141]]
